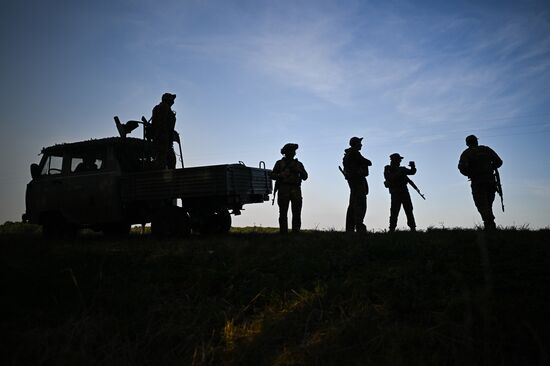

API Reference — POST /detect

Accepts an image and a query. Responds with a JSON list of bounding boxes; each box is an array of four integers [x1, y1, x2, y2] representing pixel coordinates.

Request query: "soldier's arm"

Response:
[[384, 166, 396, 180], [270, 161, 281, 180], [458, 151, 470, 177], [404, 166, 416, 175], [299, 162, 308, 181], [489, 148, 503, 169]]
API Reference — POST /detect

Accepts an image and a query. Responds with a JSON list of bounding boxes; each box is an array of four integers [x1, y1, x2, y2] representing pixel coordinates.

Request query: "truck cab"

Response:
[[24, 138, 153, 237]]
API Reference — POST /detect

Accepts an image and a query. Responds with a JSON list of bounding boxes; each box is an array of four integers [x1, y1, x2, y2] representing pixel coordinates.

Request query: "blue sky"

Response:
[[1, 0, 549, 230]]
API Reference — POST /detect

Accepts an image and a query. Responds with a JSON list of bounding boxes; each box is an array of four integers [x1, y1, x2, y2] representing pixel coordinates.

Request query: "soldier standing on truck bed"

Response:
[[342, 137, 372, 233], [271, 143, 308, 233], [151, 92, 178, 169], [384, 153, 417, 232], [458, 135, 503, 231]]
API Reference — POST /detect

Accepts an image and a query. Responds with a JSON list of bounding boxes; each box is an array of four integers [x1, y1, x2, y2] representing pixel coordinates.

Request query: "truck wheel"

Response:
[[152, 206, 190, 238], [215, 209, 232, 233], [103, 223, 131, 238]]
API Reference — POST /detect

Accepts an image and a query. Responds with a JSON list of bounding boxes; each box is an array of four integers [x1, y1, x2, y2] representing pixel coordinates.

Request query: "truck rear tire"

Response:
[[215, 209, 232, 233]]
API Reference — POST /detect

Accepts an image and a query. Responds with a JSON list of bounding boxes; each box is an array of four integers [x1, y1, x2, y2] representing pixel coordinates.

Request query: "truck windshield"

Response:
[[41, 155, 63, 175]]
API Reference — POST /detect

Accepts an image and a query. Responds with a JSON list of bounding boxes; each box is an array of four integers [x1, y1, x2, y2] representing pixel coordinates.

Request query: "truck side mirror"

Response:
[[30, 163, 40, 179]]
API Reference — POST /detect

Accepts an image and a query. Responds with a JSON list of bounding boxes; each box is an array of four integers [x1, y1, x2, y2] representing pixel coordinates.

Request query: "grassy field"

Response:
[[1, 223, 549, 365]]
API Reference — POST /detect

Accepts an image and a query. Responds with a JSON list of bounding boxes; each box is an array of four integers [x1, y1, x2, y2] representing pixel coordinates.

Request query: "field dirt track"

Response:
[[1, 224, 549, 366]]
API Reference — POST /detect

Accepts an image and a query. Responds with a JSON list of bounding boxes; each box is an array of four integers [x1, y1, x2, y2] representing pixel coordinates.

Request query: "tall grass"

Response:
[[1, 224, 549, 365]]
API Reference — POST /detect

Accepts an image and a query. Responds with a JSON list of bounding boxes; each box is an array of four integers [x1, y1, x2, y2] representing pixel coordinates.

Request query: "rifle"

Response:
[[272, 180, 279, 205], [495, 168, 504, 212], [338, 166, 346, 179], [406, 178, 426, 200]]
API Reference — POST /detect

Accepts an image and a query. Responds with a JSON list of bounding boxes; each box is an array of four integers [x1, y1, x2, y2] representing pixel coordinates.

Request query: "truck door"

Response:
[[63, 149, 122, 226], [62, 155, 104, 224], [34, 153, 65, 216]]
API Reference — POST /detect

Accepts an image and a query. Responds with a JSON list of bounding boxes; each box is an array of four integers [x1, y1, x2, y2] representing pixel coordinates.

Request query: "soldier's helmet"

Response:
[[390, 153, 403, 161], [162, 93, 176, 102], [281, 143, 299, 155], [349, 136, 363, 147], [465, 134, 478, 147]]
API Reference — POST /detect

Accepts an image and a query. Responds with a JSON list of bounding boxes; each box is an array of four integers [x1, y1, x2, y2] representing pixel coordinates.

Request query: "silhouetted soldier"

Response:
[[342, 137, 372, 233], [151, 93, 177, 169], [458, 135, 503, 230], [271, 143, 308, 233], [384, 153, 417, 232]]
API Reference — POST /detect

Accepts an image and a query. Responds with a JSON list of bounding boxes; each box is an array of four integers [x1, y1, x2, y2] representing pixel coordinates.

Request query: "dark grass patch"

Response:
[[1, 225, 549, 365]]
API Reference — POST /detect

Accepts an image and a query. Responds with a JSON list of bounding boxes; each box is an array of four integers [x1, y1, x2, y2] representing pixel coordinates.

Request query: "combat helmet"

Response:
[[281, 143, 299, 155], [390, 153, 403, 161], [162, 93, 176, 102], [349, 136, 363, 147]]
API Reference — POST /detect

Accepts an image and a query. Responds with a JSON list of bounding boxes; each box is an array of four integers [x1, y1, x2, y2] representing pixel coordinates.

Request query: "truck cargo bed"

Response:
[[121, 164, 272, 205]]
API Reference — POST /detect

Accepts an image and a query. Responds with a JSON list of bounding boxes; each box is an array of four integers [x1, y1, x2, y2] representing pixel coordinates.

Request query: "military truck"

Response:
[[22, 117, 272, 238]]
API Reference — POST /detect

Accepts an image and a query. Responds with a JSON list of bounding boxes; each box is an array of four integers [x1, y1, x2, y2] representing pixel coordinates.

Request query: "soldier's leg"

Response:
[[485, 184, 497, 229], [472, 183, 495, 229], [290, 186, 303, 233], [277, 188, 290, 233], [389, 193, 401, 232], [167, 147, 177, 169], [402, 192, 416, 231], [354, 192, 367, 233], [154, 144, 167, 169], [348, 180, 366, 232], [346, 189, 355, 232]]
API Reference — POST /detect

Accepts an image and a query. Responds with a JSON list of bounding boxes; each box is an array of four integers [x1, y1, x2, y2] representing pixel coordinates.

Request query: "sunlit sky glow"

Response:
[[1, 0, 549, 230]]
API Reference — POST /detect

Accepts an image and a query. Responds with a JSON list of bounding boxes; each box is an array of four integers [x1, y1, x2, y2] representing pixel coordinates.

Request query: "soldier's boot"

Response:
[[484, 220, 496, 231], [292, 218, 301, 233], [389, 217, 397, 233], [356, 224, 367, 233], [279, 217, 288, 234]]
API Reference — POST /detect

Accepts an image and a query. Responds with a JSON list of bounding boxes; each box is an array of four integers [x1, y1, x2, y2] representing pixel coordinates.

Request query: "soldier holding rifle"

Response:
[[271, 143, 308, 233], [458, 135, 503, 231], [384, 153, 420, 232]]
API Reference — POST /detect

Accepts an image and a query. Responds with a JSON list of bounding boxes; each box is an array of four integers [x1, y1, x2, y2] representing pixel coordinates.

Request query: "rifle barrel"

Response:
[[495, 169, 504, 212]]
